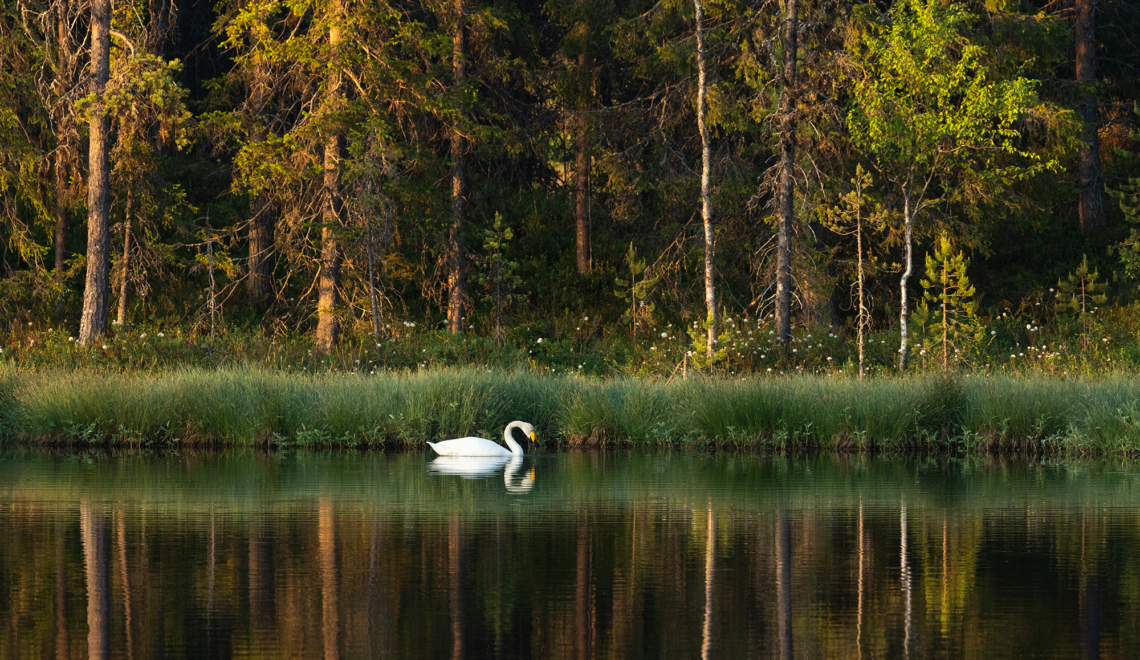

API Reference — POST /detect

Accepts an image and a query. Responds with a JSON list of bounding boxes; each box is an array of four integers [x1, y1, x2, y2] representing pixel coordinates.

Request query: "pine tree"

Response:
[[918, 235, 982, 371], [1056, 254, 1107, 351], [823, 165, 885, 380], [614, 243, 658, 341], [475, 213, 524, 344]]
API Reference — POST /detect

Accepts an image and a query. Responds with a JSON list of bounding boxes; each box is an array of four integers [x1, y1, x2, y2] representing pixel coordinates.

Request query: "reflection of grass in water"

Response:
[[5, 363, 1140, 452], [5, 451, 1140, 516]]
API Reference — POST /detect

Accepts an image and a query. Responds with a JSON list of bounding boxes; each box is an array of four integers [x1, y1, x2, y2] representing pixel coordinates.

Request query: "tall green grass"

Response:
[[4, 364, 1140, 453]]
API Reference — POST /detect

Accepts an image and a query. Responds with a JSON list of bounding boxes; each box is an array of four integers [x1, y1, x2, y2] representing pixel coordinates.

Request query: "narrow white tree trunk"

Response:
[[775, 0, 797, 350], [695, 0, 715, 361], [898, 192, 913, 370]]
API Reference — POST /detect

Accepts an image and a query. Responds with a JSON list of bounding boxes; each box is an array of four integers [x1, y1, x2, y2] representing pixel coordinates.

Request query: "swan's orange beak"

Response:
[[529, 431, 536, 442]]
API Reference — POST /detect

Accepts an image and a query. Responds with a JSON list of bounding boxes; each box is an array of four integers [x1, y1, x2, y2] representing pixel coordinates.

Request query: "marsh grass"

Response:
[[5, 364, 1140, 453]]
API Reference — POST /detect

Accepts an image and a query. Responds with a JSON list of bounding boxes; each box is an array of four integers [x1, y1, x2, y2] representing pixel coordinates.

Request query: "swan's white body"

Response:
[[427, 421, 535, 457]]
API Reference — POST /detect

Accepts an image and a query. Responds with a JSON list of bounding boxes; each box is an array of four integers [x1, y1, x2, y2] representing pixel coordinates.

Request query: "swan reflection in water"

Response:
[[428, 455, 536, 493]]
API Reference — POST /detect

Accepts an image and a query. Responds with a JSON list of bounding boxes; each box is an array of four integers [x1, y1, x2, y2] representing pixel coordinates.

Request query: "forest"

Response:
[[2, 0, 1140, 376]]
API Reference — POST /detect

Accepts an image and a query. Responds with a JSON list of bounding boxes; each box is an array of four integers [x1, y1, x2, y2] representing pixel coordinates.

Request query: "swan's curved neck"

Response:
[[503, 422, 526, 456]]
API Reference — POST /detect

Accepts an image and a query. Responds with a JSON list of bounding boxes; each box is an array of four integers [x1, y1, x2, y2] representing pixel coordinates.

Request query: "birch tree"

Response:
[[846, 0, 1048, 370], [774, 0, 796, 350], [695, 0, 715, 360]]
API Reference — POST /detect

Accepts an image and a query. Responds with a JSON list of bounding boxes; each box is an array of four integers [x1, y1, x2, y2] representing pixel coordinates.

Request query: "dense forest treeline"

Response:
[[2, 0, 1139, 372]]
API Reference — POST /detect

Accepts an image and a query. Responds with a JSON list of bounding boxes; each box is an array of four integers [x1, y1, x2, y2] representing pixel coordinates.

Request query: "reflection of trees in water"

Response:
[[4, 487, 1134, 658], [80, 501, 109, 660]]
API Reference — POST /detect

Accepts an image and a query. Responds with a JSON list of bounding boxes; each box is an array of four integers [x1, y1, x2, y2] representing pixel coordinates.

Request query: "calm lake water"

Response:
[[2, 449, 1140, 659]]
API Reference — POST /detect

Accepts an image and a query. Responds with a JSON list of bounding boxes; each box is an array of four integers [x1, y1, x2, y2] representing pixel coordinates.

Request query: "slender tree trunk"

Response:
[[53, 0, 74, 312], [941, 262, 948, 372], [116, 191, 133, 325], [447, 0, 468, 333], [898, 192, 913, 370], [147, 0, 174, 56], [316, 2, 344, 352], [575, 53, 591, 274], [856, 199, 865, 381], [367, 221, 382, 353], [79, 0, 111, 344], [249, 198, 275, 305], [54, 139, 70, 311], [695, 0, 716, 361], [1075, 0, 1104, 234], [247, 61, 274, 306], [775, 0, 797, 349]]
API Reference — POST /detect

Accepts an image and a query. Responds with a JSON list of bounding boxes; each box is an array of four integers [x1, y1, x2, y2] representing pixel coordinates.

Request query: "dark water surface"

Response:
[[3, 449, 1140, 659]]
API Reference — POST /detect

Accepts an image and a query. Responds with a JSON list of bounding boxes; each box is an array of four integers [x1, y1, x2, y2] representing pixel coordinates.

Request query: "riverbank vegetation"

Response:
[[5, 365, 1140, 453]]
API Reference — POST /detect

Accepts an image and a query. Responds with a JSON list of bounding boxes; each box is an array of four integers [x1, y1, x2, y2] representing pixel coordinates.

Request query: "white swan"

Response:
[[426, 421, 536, 457]]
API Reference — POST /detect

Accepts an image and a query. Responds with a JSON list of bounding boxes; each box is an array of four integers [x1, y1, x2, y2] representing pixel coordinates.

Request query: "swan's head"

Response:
[[514, 421, 536, 443]]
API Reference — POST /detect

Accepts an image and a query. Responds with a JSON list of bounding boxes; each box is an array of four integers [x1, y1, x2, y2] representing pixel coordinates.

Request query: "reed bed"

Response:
[[4, 364, 1140, 453]]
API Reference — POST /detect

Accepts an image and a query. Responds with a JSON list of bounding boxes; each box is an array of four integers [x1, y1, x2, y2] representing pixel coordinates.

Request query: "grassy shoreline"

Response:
[[3, 365, 1140, 454]]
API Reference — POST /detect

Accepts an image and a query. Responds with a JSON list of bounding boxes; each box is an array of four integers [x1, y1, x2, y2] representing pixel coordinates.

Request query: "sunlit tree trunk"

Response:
[[575, 46, 591, 274], [447, 0, 468, 333], [775, 0, 797, 349], [695, 0, 716, 360], [53, 0, 76, 311], [1075, 0, 1103, 234], [247, 57, 274, 307], [79, 0, 112, 344], [316, 0, 345, 351], [898, 189, 914, 370], [81, 502, 110, 660]]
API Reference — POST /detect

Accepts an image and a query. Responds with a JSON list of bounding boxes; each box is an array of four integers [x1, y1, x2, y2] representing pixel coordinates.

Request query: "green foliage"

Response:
[[1109, 110, 1140, 281], [613, 243, 658, 339], [917, 235, 983, 370], [846, 0, 1054, 227], [474, 213, 524, 343], [1056, 255, 1108, 349]]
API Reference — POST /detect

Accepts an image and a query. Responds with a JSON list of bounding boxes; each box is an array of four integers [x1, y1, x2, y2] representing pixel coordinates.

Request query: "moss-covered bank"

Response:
[[3, 365, 1140, 453]]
